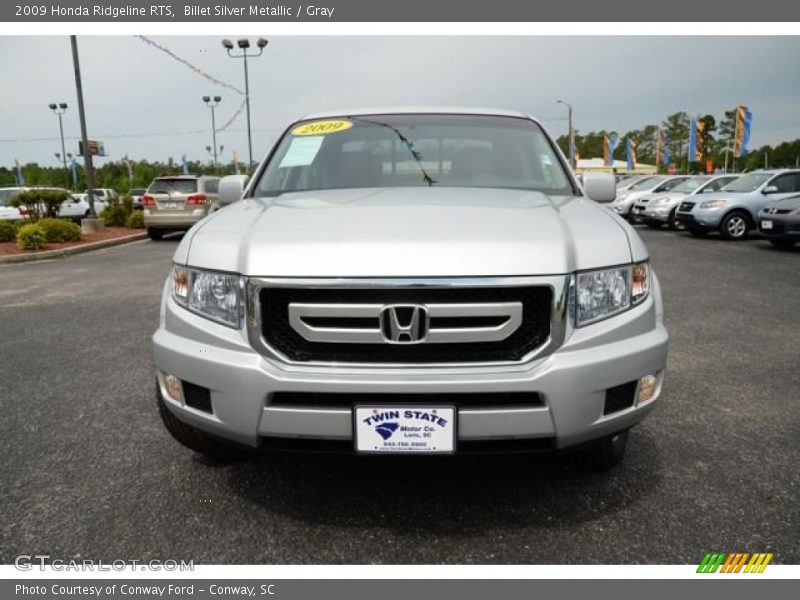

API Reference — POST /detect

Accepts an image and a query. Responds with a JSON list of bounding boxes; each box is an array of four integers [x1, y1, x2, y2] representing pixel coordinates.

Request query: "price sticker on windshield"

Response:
[[291, 119, 353, 136]]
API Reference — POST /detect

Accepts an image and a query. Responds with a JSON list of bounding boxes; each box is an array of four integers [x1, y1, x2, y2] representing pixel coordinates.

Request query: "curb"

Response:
[[0, 232, 149, 265]]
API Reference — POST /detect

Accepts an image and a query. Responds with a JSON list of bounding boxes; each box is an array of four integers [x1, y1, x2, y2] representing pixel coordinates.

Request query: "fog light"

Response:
[[161, 373, 183, 403], [638, 372, 662, 404]]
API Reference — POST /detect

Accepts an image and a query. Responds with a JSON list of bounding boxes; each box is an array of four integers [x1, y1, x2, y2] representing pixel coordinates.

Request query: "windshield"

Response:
[[255, 114, 574, 196], [630, 176, 666, 191], [721, 173, 772, 193], [0, 189, 20, 206], [148, 179, 198, 194], [671, 177, 708, 193]]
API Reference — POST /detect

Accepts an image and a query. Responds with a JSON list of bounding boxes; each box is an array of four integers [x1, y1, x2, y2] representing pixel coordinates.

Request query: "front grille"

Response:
[[679, 201, 696, 212], [260, 286, 552, 363], [270, 391, 545, 409]]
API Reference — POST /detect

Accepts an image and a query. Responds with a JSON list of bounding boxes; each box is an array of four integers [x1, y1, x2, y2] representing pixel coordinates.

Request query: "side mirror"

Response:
[[582, 172, 616, 203], [762, 185, 778, 194], [218, 175, 249, 206]]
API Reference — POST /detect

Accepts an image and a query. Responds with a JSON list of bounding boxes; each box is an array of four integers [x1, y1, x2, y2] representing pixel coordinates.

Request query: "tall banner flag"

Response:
[[734, 106, 753, 158], [122, 155, 134, 182], [687, 118, 698, 165], [626, 138, 637, 171], [661, 129, 670, 167], [232, 150, 240, 175], [603, 134, 618, 167], [14, 159, 25, 185], [569, 140, 576, 170], [70, 158, 79, 186], [696, 120, 706, 162], [181, 154, 189, 175]]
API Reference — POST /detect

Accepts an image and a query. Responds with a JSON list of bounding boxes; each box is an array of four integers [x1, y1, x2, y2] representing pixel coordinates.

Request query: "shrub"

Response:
[[0, 220, 16, 242], [101, 203, 128, 227], [38, 218, 82, 243], [121, 194, 134, 215], [16, 223, 47, 251], [125, 210, 144, 229], [12, 189, 71, 221]]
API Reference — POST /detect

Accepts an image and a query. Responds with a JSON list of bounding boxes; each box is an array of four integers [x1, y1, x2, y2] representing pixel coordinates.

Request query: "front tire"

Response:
[[147, 227, 164, 241], [157, 386, 250, 460], [668, 208, 684, 231], [589, 430, 629, 470], [720, 211, 751, 241]]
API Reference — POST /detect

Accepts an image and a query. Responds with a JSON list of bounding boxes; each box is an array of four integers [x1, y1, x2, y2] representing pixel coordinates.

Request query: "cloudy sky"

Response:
[[1, 35, 798, 167]]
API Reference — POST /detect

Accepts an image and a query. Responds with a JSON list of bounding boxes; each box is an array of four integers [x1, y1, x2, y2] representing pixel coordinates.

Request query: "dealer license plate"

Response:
[[761, 220, 773, 230], [354, 406, 456, 454]]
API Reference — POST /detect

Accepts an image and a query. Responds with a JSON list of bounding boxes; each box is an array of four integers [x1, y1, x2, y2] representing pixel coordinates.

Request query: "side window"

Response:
[[770, 174, 799, 193], [204, 179, 219, 194]]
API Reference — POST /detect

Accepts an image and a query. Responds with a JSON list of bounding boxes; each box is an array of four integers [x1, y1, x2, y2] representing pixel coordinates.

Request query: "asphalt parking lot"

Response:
[[1, 228, 798, 565]]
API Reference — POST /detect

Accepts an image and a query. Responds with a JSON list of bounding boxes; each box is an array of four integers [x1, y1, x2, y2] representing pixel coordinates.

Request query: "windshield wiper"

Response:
[[350, 116, 437, 186]]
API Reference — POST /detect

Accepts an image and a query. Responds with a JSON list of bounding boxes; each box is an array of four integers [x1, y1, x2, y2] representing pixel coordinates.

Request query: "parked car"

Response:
[[757, 193, 800, 249], [62, 193, 107, 221], [633, 174, 739, 230], [130, 188, 147, 210], [88, 187, 119, 204], [612, 175, 689, 219], [143, 176, 220, 240], [0, 186, 26, 221], [676, 169, 800, 240], [0, 186, 93, 222], [152, 108, 668, 468]]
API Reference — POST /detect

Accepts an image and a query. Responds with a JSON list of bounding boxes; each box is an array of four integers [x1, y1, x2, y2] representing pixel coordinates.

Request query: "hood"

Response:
[[180, 187, 636, 277]]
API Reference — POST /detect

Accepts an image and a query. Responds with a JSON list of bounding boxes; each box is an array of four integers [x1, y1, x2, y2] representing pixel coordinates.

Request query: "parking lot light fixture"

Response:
[[202, 95, 222, 168], [222, 37, 268, 174], [49, 102, 69, 190]]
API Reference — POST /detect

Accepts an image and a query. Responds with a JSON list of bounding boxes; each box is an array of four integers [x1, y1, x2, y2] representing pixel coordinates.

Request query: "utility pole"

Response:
[[70, 35, 96, 218]]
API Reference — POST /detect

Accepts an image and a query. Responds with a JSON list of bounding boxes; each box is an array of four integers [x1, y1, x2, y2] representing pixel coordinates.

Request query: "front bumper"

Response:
[[676, 208, 723, 230], [757, 213, 800, 239], [634, 204, 672, 222], [153, 277, 669, 452]]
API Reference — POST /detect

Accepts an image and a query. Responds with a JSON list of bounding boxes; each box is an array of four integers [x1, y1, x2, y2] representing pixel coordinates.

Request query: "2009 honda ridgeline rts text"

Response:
[[153, 108, 668, 469]]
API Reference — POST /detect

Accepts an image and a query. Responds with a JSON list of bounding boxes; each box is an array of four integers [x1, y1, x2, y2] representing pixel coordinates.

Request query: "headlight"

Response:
[[700, 199, 727, 210], [650, 197, 671, 205], [574, 262, 649, 327], [171, 264, 242, 327]]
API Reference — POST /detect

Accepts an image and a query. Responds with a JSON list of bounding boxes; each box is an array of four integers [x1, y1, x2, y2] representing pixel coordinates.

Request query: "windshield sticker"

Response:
[[279, 136, 325, 168], [291, 119, 353, 136]]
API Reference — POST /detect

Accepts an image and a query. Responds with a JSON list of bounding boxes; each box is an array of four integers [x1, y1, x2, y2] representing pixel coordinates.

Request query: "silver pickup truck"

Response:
[[153, 108, 668, 469]]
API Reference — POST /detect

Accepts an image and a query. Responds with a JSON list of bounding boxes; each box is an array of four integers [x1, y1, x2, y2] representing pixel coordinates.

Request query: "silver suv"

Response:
[[153, 108, 669, 468], [143, 175, 220, 240]]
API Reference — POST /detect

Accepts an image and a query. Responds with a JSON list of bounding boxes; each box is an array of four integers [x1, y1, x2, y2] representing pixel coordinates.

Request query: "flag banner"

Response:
[[696, 120, 706, 162], [181, 154, 189, 175], [740, 108, 753, 157], [687, 117, 697, 164], [122, 155, 134, 181], [232, 150, 240, 175], [14, 159, 25, 185], [603, 134, 618, 167], [569, 140, 576, 169], [661, 129, 670, 166], [734, 105, 753, 158], [70, 158, 79, 185], [626, 138, 637, 170]]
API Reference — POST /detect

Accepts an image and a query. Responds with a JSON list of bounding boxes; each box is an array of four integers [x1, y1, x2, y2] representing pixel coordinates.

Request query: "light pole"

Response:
[[222, 37, 268, 173], [206, 144, 224, 165], [49, 102, 69, 189], [70, 35, 97, 218], [556, 99, 575, 169], [202, 95, 222, 168]]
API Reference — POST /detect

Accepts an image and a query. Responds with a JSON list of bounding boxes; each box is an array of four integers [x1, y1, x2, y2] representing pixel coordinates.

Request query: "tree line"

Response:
[[556, 110, 800, 172]]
